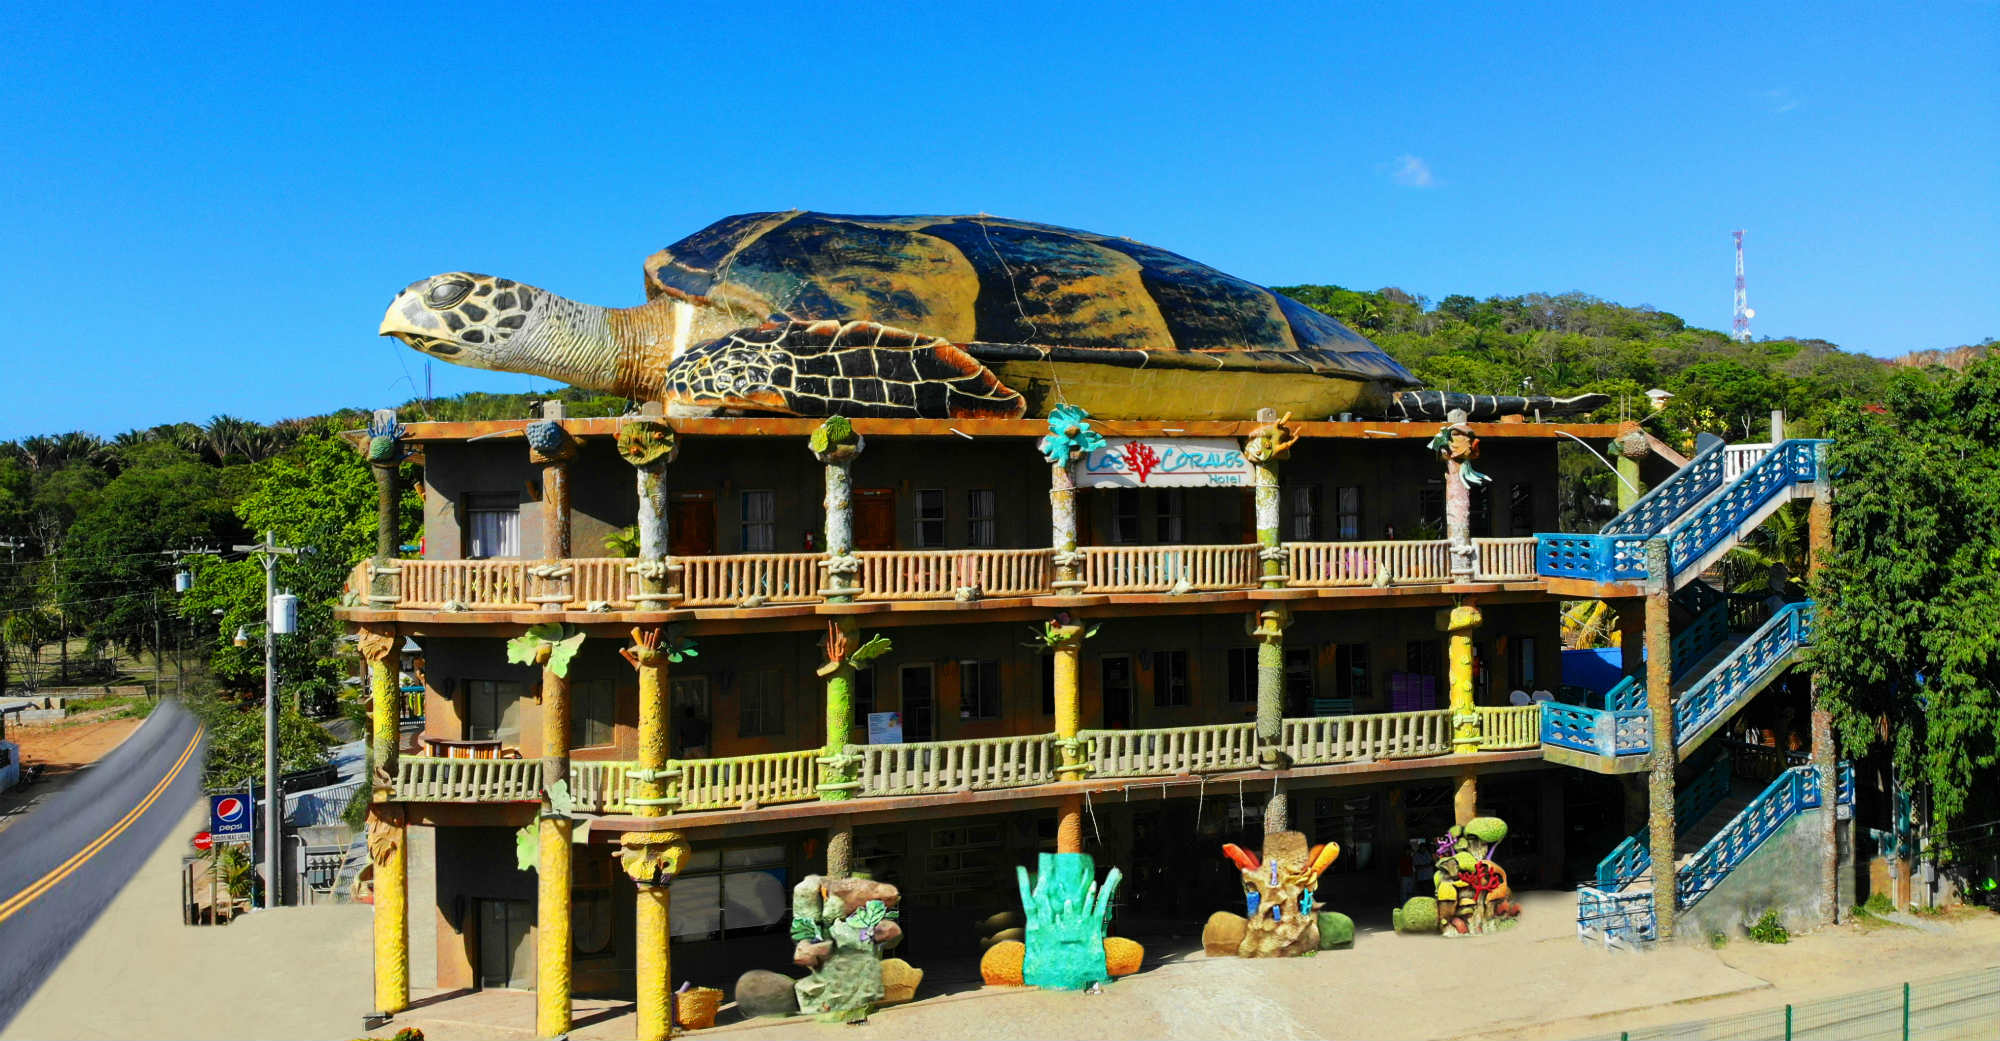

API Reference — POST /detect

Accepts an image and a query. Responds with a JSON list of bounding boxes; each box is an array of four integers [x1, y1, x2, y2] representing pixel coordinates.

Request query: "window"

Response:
[[670, 676, 712, 757], [1283, 647, 1315, 714], [464, 494, 520, 559], [1287, 485, 1321, 541], [569, 678, 617, 748], [1111, 490, 1141, 544], [739, 490, 775, 552], [1334, 643, 1372, 701], [1040, 654, 1055, 715], [1511, 636, 1540, 691], [1150, 650, 1189, 707], [915, 489, 947, 548], [465, 680, 524, 745], [900, 665, 935, 740], [1419, 478, 1444, 531], [737, 669, 785, 737], [1509, 482, 1535, 536], [1406, 639, 1443, 682], [1155, 490, 1185, 543], [670, 845, 790, 940], [1225, 647, 1257, 704], [958, 659, 1001, 719], [853, 665, 876, 720], [1336, 486, 1362, 541], [1471, 485, 1493, 537], [967, 489, 996, 548]]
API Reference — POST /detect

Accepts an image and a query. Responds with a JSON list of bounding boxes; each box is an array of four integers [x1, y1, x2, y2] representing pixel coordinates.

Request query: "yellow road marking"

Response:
[[0, 724, 204, 926]]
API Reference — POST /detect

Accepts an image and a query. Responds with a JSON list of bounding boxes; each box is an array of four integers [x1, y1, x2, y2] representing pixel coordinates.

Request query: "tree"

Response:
[[1808, 359, 2000, 853]]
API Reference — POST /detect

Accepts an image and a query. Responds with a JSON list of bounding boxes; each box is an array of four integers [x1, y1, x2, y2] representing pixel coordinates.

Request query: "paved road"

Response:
[[0, 702, 203, 1030]]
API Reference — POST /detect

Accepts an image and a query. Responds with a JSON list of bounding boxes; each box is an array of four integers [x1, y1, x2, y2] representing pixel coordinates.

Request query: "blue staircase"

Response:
[[1536, 438, 1829, 589], [1577, 761, 1853, 947], [1540, 602, 1813, 771]]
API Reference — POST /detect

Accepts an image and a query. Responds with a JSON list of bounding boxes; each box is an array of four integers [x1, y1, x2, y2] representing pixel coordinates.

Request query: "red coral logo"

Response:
[[1122, 441, 1161, 483]]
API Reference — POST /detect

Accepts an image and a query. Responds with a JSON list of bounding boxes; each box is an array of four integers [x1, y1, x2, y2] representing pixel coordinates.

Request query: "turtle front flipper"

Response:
[[661, 319, 1027, 419]]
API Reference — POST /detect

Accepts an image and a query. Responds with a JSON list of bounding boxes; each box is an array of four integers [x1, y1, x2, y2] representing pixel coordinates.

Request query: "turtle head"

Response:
[[380, 273, 626, 392], [379, 272, 546, 369]]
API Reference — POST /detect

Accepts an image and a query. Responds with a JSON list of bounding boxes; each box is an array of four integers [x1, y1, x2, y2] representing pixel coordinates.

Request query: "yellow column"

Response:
[[621, 627, 682, 1041], [1053, 616, 1085, 852], [1442, 604, 1482, 826], [359, 625, 408, 1015], [537, 660, 572, 1039]]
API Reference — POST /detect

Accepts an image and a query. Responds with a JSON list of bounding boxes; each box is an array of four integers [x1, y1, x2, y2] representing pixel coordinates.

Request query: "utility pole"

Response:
[[162, 548, 220, 704], [232, 531, 304, 910]]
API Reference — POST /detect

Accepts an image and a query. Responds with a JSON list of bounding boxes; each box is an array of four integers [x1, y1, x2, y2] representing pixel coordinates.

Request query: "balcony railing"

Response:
[[1288, 541, 1450, 586], [1281, 709, 1452, 763], [853, 734, 1058, 795], [1473, 538, 1539, 581], [1080, 545, 1259, 593], [391, 707, 1550, 810], [680, 553, 822, 607], [856, 548, 1053, 600]]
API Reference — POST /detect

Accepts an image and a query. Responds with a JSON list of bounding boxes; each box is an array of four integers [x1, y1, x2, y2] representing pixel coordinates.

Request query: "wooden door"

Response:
[[854, 489, 896, 550], [669, 492, 715, 556], [1101, 655, 1133, 730]]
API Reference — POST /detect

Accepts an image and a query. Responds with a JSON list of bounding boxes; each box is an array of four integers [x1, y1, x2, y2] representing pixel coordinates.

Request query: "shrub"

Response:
[[1864, 891, 1895, 915], [1709, 931, 1729, 948], [1749, 910, 1789, 944]]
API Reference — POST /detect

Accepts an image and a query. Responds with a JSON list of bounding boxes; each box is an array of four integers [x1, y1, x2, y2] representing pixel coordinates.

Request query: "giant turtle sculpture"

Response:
[[379, 211, 1603, 421]]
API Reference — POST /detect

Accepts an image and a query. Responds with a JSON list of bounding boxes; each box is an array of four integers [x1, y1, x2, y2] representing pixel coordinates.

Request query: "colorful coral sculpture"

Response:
[[1205, 831, 1342, 957], [1394, 817, 1519, 936], [1017, 852, 1134, 989], [379, 211, 1608, 422], [790, 875, 902, 1021]]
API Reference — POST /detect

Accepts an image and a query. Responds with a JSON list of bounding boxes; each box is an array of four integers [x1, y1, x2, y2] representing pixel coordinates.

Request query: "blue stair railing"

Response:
[[1593, 754, 1733, 886], [1536, 439, 1829, 585], [1672, 602, 1813, 747], [1663, 440, 1830, 584], [1579, 761, 1853, 945]]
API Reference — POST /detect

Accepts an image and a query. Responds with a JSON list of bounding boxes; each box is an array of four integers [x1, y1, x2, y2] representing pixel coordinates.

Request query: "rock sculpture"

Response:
[[1204, 831, 1344, 957], [381, 211, 1608, 421], [790, 875, 902, 1021]]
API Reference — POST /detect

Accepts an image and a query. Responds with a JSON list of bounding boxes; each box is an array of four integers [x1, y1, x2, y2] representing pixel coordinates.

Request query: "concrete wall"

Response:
[[1675, 807, 1856, 944]]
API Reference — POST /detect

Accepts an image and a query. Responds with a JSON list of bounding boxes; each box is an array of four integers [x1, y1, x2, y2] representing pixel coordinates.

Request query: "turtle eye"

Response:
[[426, 277, 474, 309]]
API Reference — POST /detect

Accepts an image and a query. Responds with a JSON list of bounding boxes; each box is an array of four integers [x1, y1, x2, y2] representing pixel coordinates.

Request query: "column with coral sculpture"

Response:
[[359, 622, 407, 1017], [507, 623, 584, 1037], [619, 624, 686, 1041]]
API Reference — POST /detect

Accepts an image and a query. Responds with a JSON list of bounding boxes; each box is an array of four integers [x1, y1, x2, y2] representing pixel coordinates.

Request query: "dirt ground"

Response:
[[10, 810, 2000, 1041], [0, 709, 145, 837]]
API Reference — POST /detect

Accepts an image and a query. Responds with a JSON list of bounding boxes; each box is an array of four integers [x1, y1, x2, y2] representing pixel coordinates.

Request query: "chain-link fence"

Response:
[[1579, 965, 2000, 1041]]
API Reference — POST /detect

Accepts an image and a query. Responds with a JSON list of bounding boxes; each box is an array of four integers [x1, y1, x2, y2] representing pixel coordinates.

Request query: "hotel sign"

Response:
[[1074, 437, 1253, 488]]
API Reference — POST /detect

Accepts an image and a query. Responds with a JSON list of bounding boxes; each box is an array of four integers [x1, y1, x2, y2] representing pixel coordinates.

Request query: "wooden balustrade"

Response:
[[676, 749, 822, 810], [678, 553, 822, 607], [569, 759, 638, 814], [569, 558, 636, 609], [1081, 722, 1258, 777], [1473, 538, 1539, 581], [394, 756, 540, 802], [1476, 705, 1542, 750], [397, 559, 531, 610], [854, 734, 1058, 795], [1287, 541, 1452, 587], [856, 549, 1053, 601], [1281, 710, 1452, 764], [1080, 545, 1259, 593]]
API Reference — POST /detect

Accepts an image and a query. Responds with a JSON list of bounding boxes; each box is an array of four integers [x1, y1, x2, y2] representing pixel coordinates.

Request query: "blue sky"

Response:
[[1, 1, 1992, 440]]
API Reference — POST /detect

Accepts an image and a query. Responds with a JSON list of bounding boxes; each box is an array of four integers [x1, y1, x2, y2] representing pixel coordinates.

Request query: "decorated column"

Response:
[[1244, 409, 1299, 590], [1253, 604, 1293, 831], [1643, 538, 1677, 939], [1441, 603, 1483, 824], [507, 624, 584, 1037], [527, 418, 578, 610], [1038, 406, 1103, 843], [1807, 443, 1837, 924], [1431, 410, 1487, 581], [619, 416, 681, 608], [364, 410, 408, 608], [621, 625, 688, 1041], [811, 419, 873, 862], [1606, 430, 1651, 513], [359, 623, 407, 1016]]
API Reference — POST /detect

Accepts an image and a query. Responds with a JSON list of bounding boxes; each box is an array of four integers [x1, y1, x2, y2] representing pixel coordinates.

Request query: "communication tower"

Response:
[[1732, 230, 1754, 342]]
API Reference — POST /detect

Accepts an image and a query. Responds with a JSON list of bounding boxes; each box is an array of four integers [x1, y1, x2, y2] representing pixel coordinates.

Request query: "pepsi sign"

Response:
[[209, 792, 254, 843]]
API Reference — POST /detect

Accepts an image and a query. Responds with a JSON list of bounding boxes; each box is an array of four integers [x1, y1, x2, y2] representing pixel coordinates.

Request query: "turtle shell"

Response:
[[643, 212, 1417, 386]]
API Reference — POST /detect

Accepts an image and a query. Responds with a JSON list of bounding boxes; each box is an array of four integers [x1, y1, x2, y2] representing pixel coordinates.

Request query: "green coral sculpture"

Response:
[[1018, 852, 1120, 990], [1393, 896, 1439, 934], [506, 622, 585, 677], [1037, 404, 1106, 465]]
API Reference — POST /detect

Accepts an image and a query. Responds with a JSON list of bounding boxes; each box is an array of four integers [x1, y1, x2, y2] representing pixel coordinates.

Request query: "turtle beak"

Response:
[[379, 287, 463, 356]]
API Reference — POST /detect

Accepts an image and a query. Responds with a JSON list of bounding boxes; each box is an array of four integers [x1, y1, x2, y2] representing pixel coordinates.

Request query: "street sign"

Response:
[[209, 793, 254, 844], [192, 831, 213, 852]]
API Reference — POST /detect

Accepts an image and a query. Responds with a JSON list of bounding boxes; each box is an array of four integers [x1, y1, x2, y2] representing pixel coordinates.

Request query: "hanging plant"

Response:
[[507, 622, 585, 677]]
